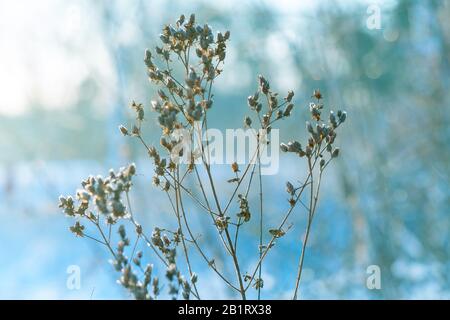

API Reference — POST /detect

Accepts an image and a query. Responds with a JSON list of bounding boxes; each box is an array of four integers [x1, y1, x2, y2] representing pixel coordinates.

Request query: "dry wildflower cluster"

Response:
[[59, 14, 346, 300]]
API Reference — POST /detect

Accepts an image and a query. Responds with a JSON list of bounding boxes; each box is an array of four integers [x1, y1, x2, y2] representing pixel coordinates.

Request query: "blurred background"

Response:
[[0, 0, 449, 299]]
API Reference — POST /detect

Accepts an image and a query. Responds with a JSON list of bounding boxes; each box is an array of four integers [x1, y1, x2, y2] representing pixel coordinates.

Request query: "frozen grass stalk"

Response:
[[59, 14, 347, 300]]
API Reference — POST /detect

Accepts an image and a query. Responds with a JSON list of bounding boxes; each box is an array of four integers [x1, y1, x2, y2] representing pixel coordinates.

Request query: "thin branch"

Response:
[[173, 168, 201, 299], [257, 133, 264, 300]]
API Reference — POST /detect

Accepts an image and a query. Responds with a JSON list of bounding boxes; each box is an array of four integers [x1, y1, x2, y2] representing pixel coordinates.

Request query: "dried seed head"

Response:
[[284, 103, 294, 117], [306, 121, 314, 134], [305, 146, 312, 157], [188, 13, 195, 25], [287, 141, 302, 153], [332, 148, 340, 158], [119, 125, 129, 136], [309, 103, 321, 121], [128, 163, 136, 176], [132, 125, 140, 135], [280, 143, 289, 152], [338, 110, 347, 123], [163, 181, 170, 191], [70, 221, 85, 237], [329, 111, 337, 128], [313, 89, 322, 100], [163, 234, 171, 246], [269, 228, 285, 238], [244, 116, 252, 127], [286, 181, 295, 195], [258, 75, 270, 94], [285, 90, 294, 102], [176, 14, 185, 26], [215, 216, 230, 231], [289, 198, 296, 207], [144, 49, 153, 69]]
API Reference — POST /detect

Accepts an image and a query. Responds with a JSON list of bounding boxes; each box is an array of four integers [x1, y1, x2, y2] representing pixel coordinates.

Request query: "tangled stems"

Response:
[[60, 14, 346, 300]]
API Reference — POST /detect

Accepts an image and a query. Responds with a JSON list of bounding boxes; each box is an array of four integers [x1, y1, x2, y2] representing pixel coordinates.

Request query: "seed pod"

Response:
[[217, 32, 224, 42], [177, 14, 185, 26], [148, 146, 158, 158], [244, 116, 252, 127], [332, 148, 340, 158], [287, 141, 302, 153], [70, 221, 85, 237], [339, 111, 347, 123], [247, 95, 256, 107], [320, 159, 325, 168], [132, 125, 140, 135], [311, 108, 321, 121], [185, 68, 197, 88], [158, 90, 168, 100], [284, 103, 294, 117], [286, 181, 294, 195], [205, 99, 213, 109], [119, 125, 129, 136], [137, 108, 144, 121], [329, 111, 337, 128], [118, 225, 126, 239], [313, 89, 322, 100], [305, 146, 312, 157], [263, 114, 269, 126], [306, 121, 314, 134], [160, 34, 169, 44], [128, 163, 136, 176], [76, 189, 90, 203], [215, 216, 230, 231], [144, 49, 153, 69], [207, 65, 215, 80], [163, 234, 171, 246], [201, 54, 209, 65], [276, 110, 283, 119], [269, 228, 285, 238], [189, 13, 195, 25], [258, 75, 270, 94], [286, 90, 294, 102]]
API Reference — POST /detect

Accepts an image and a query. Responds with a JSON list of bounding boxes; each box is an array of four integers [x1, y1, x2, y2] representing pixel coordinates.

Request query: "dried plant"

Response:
[[59, 14, 347, 300]]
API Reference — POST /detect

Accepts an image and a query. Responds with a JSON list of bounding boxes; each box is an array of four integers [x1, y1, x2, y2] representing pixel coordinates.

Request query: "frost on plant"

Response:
[[59, 14, 347, 300]]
